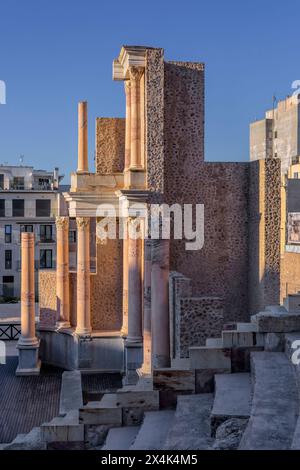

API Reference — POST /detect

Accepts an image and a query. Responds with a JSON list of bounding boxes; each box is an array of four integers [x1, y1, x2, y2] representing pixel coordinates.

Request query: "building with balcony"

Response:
[[0, 165, 67, 298]]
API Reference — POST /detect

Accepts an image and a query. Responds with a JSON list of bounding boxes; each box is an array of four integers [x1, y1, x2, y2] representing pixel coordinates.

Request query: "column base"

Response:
[[123, 340, 143, 386], [56, 321, 71, 330], [16, 340, 41, 376], [75, 328, 92, 337]]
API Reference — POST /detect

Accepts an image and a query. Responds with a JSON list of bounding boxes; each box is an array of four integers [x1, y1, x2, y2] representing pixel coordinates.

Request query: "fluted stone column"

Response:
[[151, 239, 170, 369], [124, 80, 131, 171], [140, 238, 152, 375], [129, 66, 144, 170], [75, 217, 91, 336], [127, 217, 142, 342], [16, 232, 40, 375], [56, 216, 70, 328], [121, 235, 129, 336], [77, 101, 89, 173]]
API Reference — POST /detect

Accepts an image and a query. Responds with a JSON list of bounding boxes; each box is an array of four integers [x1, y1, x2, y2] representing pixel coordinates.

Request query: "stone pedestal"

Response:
[[75, 217, 91, 336], [16, 232, 40, 376], [151, 239, 171, 369], [123, 340, 143, 385], [56, 216, 70, 328]]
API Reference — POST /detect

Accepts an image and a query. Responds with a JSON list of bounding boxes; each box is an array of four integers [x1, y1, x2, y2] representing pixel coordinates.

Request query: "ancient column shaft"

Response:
[[141, 238, 152, 373], [127, 217, 142, 342], [19, 232, 38, 346], [56, 217, 70, 327], [129, 66, 144, 170], [75, 217, 91, 335], [151, 239, 170, 368], [124, 80, 131, 171], [121, 235, 129, 336], [77, 101, 89, 173]]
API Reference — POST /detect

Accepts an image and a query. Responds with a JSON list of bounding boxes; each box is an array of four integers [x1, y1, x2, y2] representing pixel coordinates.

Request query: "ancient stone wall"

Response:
[[95, 118, 125, 174], [39, 270, 57, 325], [281, 252, 300, 302]]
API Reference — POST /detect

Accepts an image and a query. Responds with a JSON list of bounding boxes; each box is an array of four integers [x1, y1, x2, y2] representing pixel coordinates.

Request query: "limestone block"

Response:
[[59, 370, 83, 416], [153, 369, 195, 392], [264, 333, 284, 352], [79, 403, 122, 426], [189, 346, 231, 370], [251, 311, 300, 332], [122, 407, 144, 426], [284, 294, 300, 313], [116, 390, 159, 411], [41, 411, 84, 443], [195, 369, 230, 393], [222, 331, 264, 348]]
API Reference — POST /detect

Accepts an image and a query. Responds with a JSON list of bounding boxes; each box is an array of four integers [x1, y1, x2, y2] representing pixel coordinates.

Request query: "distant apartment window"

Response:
[[36, 199, 51, 217], [5, 225, 12, 243], [0, 200, 5, 217], [37, 178, 51, 190], [13, 199, 24, 217], [0, 174, 4, 190], [5, 250, 12, 269], [40, 224, 52, 242], [20, 224, 33, 233], [12, 177, 25, 190], [294, 172, 299, 179], [40, 249, 52, 269], [274, 130, 278, 138], [274, 152, 278, 158], [2, 276, 14, 297], [69, 230, 76, 243]]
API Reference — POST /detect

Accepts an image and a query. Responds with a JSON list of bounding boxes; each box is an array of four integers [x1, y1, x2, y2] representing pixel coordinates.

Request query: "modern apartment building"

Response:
[[0, 165, 66, 298]]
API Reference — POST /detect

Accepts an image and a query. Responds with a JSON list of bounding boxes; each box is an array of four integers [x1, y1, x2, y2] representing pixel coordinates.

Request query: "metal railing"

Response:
[[0, 323, 21, 340]]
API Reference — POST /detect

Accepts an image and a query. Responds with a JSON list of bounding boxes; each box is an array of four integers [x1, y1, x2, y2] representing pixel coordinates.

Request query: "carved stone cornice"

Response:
[[55, 216, 69, 230], [76, 217, 90, 230], [128, 66, 144, 82], [113, 46, 146, 81]]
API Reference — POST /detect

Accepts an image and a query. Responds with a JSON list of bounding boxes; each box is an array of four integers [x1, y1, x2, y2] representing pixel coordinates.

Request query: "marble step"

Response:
[[130, 410, 175, 450], [189, 346, 231, 371], [102, 426, 140, 450], [59, 370, 83, 416], [211, 373, 251, 435], [163, 394, 214, 450], [239, 352, 299, 450]]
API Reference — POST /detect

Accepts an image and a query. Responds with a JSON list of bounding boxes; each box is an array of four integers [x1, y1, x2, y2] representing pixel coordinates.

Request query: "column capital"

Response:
[[129, 65, 144, 82], [55, 216, 69, 230], [76, 217, 90, 230], [124, 79, 131, 94]]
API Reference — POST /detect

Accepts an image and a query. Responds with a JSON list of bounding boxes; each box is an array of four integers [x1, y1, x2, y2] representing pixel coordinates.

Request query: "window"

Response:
[[0, 200, 5, 217], [0, 175, 4, 190], [69, 230, 76, 243], [20, 225, 33, 233], [2, 276, 14, 297], [40, 249, 52, 268], [5, 250, 12, 269], [274, 130, 278, 139], [40, 224, 52, 242], [12, 177, 25, 190], [36, 199, 51, 217], [13, 199, 24, 217], [294, 172, 299, 179], [5, 225, 12, 243]]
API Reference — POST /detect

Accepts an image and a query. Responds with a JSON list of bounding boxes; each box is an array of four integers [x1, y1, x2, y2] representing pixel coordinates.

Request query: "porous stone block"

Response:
[[122, 407, 144, 426], [153, 369, 195, 392], [251, 311, 300, 333], [116, 390, 159, 411], [189, 346, 231, 370]]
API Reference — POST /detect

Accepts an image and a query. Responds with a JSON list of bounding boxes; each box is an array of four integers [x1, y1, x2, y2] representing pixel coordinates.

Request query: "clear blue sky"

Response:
[[0, 0, 299, 182]]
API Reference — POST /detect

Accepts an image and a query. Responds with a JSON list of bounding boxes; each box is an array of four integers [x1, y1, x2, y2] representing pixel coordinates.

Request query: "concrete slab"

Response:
[[163, 394, 214, 450], [211, 373, 251, 434], [239, 352, 299, 450], [131, 410, 175, 450], [102, 426, 140, 450], [189, 346, 231, 370], [59, 371, 83, 416]]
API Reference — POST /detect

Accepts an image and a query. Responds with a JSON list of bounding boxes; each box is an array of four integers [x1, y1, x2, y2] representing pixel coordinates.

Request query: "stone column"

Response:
[[129, 66, 144, 170], [56, 216, 70, 328], [151, 239, 170, 369], [75, 217, 91, 336], [77, 101, 89, 173], [127, 217, 142, 342], [16, 232, 40, 375], [121, 235, 128, 336], [140, 238, 152, 375], [124, 80, 131, 171]]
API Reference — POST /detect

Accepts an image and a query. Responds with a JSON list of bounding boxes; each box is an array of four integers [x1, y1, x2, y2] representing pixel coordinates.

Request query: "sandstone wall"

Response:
[[39, 270, 57, 325], [96, 117, 125, 174]]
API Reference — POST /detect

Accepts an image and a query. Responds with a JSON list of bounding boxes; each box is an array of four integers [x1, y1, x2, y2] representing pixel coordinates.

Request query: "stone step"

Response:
[[131, 410, 175, 450], [59, 370, 83, 416], [211, 373, 251, 435], [189, 346, 231, 371], [1, 427, 46, 450], [102, 426, 140, 450], [163, 394, 214, 450], [116, 390, 159, 411], [222, 330, 264, 348], [236, 322, 258, 332], [284, 294, 300, 313], [239, 352, 299, 450], [265, 305, 288, 314], [79, 396, 122, 426], [41, 410, 84, 443], [251, 310, 300, 333], [206, 338, 223, 347]]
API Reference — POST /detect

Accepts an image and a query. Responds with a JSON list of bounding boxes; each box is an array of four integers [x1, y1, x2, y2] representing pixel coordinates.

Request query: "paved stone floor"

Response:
[[0, 341, 122, 444]]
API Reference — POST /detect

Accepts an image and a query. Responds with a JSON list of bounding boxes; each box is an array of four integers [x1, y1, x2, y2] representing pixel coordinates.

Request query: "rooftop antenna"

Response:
[[19, 155, 24, 165]]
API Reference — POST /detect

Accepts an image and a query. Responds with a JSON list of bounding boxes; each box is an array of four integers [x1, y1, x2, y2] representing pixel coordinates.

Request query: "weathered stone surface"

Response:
[[116, 390, 159, 411], [2, 427, 46, 450], [59, 370, 83, 416], [213, 418, 248, 450], [195, 369, 230, 393], [131, 410, 175, 450], [189, 346, 231, 370], [85, 425, 109, 449], [103, 426, 140, 450], [264, 332, 284, 351], [222, 330, 264, 348], [79, 402, 122, 426], [153, 369, 195, 392], [251, 311, 300, 332]]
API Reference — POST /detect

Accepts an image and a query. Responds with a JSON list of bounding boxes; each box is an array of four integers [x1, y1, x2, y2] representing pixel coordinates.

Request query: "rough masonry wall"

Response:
[[281, 252, 300, 302], [39, 270, 57, 325], [96, 118, 125, 174]]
